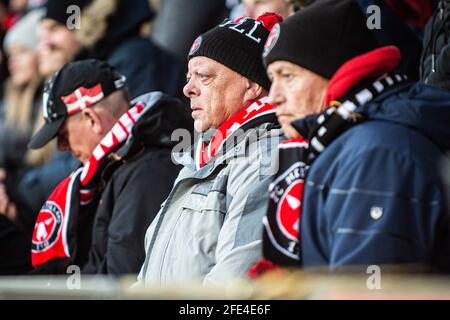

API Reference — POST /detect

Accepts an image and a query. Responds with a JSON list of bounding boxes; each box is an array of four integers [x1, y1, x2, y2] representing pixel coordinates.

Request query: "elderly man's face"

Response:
[[56, 92, 127, 164], [183, 56, 251, 132], [56, 113, 101, 165], [267, 60, 329, 138]]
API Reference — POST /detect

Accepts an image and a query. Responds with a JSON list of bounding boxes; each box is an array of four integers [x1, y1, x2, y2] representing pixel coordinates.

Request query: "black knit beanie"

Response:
[[188, 13, 283, 91], [263, 0, 379, 79]]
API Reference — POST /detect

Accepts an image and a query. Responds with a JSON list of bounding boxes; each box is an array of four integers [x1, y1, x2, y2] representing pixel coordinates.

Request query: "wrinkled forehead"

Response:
[[267, 60, 304, 75], [188, 56, 219, 71], [268, 60, 330, 82]]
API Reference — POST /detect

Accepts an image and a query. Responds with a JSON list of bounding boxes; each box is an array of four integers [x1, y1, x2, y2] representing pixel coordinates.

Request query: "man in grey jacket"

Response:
[[138, 13, 284, 285]]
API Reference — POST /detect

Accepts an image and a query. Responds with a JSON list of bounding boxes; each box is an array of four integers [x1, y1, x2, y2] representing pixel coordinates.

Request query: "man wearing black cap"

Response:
[[260, 0, 450, 272], [28, 59, 192, 274], [137, 13, 284, 285]]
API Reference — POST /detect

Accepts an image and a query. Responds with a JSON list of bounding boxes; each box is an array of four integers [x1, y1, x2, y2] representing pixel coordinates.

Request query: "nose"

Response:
[[268, 80, 285, 107], [183, 77, 199, 99]]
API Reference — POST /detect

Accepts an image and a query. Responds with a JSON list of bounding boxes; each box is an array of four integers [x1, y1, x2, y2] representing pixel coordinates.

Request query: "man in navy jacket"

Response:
[[263, 0, 450, 272]]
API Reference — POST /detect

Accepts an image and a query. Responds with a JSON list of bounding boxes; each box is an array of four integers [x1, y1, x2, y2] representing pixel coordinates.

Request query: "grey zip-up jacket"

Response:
[[137, 119, 282, 285]]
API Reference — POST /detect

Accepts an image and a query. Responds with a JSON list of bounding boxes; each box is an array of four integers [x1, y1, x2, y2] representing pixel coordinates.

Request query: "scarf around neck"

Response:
[[195, 97, 276, 170]]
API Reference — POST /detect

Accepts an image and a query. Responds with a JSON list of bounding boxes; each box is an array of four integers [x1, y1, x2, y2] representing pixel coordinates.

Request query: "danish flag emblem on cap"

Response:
[[61, 83, 104, 116]]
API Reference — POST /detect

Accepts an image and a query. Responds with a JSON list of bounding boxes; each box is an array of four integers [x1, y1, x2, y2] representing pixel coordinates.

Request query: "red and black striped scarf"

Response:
[[31, 102, 149, 267], [195, 97, 276, 170]]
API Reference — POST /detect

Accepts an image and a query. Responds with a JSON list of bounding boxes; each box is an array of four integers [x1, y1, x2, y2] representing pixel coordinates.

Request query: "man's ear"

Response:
[[81, 108, 103, 135], [243, 79, 264, 102]]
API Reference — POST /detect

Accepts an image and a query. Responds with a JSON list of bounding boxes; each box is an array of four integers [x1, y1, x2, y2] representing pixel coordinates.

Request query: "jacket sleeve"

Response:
[[202, 152, 276, 284], [309, 147, 450, 271]]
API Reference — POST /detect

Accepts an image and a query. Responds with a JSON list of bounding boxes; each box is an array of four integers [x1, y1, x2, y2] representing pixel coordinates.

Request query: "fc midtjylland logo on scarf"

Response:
[[31, 201, 63, 252], [262, 138, 308, 265], [31, 172, 78, 267]]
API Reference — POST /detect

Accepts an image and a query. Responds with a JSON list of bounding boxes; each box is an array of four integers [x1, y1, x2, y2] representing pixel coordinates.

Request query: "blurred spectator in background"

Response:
[[230, 0, 314, 20], [0, 8, 77, 234], [0, 8, 43, 276], [39, 0, 185, 99], [420, 0, 449, 90], [0, 9, 46, 187], [150, 0, 228, 63], [244, 0, 293, 18], [0, 9, 45, 224], [358, 0, 435, 80], [9, 0, 28, 14], [2, 0, 29, 30], [241, 0, 297, 19], [0, 1, 10, 32], [27, 0, 46, 9]]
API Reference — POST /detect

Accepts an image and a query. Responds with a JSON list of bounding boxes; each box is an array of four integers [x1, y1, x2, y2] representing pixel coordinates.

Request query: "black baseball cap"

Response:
[[28, 59, 127, 149]]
